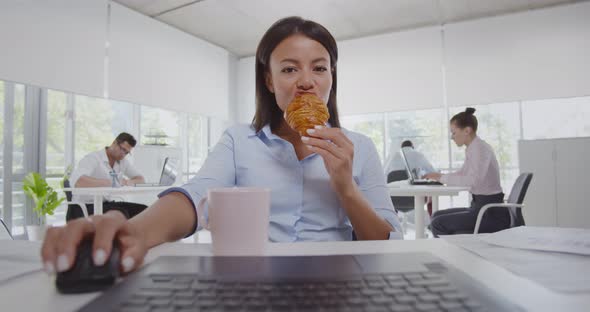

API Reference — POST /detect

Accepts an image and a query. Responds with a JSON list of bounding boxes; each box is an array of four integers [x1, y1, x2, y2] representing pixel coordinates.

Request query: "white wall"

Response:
[[338, 27, 444, 115], [445, 1, 590, 107], [234, 2, 590, 121], [109, 2, 230, 118], [0, 1, 233, 120], [235, 56, 256, 124], [0, 0, 108, 98], [234, 26, 444, 118], [2, 2, 589, 122], [227, 54, 240, 123]]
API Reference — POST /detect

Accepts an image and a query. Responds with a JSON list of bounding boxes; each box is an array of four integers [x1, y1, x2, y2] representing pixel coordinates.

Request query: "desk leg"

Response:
[[432, 196, 439, 214], [414, 196, 426, 239], [94, 195, 103, 215]]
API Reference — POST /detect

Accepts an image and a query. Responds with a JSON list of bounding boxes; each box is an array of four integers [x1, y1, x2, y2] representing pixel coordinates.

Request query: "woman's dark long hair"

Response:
[[252, 16, 340, 133]]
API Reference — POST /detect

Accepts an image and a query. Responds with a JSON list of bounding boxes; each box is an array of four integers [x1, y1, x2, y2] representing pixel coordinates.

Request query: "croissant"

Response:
[[285, 93, 330, 136]]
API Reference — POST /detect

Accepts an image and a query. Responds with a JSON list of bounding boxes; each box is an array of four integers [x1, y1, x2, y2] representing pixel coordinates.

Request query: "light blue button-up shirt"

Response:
[[160, 124, 403, 242]]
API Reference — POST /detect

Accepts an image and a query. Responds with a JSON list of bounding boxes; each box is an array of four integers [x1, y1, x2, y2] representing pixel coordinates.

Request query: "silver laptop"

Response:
[[135, 157, 178, 187], [400, 148, 443, 186], [77, 252, 522, 311]]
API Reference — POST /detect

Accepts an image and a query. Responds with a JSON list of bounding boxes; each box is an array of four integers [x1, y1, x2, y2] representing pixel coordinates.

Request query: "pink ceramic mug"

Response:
[[196, 187, 270, 256]]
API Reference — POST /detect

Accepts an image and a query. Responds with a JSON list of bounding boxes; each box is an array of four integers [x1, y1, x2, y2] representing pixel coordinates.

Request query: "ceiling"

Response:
[[113, 0, 586, 57]]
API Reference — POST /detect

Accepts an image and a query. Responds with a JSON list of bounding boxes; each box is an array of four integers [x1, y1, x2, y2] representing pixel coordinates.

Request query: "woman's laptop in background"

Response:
[[400, 149, 443, 186], [135, 157, 178, 187]]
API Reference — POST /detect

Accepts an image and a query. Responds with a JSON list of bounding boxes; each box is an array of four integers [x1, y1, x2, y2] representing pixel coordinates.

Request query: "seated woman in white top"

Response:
[[424, 108, 508, 237]]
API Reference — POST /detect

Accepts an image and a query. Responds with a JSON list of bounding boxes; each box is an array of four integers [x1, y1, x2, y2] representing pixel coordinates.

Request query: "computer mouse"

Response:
[[55, 237, 120, 294]]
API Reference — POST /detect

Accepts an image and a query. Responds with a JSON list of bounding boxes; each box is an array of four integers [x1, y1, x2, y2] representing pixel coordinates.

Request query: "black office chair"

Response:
[[64, 179, 89, 221], [0, 218, 13, 240], [387, 170, 415, 233], [474, 172, 533, 233]]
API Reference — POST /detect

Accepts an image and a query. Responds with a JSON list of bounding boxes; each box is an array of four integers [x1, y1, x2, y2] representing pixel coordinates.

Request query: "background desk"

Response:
[[0, 239, 587, 312], [388, 183, 468, 239], [63, 186, 170, 215]]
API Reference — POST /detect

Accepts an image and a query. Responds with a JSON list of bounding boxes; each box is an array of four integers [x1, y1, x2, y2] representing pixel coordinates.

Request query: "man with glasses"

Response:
[[66, 133, 147, 221]]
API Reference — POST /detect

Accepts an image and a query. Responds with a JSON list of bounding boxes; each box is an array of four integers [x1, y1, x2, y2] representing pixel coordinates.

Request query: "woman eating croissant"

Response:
[[41, 16, 402, 275]]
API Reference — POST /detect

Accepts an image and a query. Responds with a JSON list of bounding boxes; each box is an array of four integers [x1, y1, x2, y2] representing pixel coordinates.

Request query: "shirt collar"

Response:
[[101, 147, 109, 161], [101, 147, 119, 166], [262, 124, 282, 140], [247, 124, 282, 141], [467, 136, 481, 152]]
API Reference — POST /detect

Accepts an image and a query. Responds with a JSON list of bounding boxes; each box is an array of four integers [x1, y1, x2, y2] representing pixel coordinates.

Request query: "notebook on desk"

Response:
[[135, 157, 178, 187], [77, 253, 521, 311], [400, 148, 443, 186]]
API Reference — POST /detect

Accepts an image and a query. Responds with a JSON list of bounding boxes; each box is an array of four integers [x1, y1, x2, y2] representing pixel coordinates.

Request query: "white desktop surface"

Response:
[[388, 182, 469, 239], [0, 239, 587, 312], [63, 186, 170, 215], [387, 183, 468, 197], [63, 186, 170, 196]]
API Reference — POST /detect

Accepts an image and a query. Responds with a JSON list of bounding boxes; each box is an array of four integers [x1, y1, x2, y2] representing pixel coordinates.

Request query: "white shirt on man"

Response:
[[69, 148, 141, 203], [383, 147, 436, 177], [440, 136, 503, 195]]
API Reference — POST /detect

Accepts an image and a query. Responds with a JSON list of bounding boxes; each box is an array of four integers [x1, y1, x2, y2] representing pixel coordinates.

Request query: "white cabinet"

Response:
[[519, 137, 590, 228], [518, 140, 557, 226]]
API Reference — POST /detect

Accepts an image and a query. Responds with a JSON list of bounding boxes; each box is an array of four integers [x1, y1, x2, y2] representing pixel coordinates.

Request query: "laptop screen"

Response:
[[400, 147, 416, 181], [158, 157, 178, 186]]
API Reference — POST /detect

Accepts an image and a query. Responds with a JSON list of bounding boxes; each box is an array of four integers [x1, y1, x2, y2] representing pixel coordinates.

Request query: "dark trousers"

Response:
[[66, 201, 147, 222], [430, 193, 508, 237]]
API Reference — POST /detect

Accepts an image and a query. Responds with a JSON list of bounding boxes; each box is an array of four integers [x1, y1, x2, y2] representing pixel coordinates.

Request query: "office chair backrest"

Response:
[[63, 179, 73, 202], [387, 170, 409, 183], [387, 170, 414, 213], [0, 218, 13, 240], [507, 173, 533, 204], [507, 172, 533, 226]]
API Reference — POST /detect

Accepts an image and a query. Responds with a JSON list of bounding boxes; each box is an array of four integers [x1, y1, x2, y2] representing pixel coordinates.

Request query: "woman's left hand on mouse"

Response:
[[41, 210, 147, 275]]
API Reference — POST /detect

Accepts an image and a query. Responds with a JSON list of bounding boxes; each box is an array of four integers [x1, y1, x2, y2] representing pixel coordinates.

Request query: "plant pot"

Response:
[[26, 224, 47, 241]]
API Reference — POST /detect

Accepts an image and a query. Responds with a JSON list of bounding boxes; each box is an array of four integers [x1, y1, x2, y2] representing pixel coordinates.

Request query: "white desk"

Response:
[[388, 182, 469, 239], [0, 239, 587, 312], [63, 186, 169, 215]]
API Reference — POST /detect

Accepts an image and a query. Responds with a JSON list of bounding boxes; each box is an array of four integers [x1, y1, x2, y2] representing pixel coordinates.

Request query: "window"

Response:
[[110, 99, 135, 137], [74, 95, 134, 164], [385, 109, 448, 170], [1, 82, 27, 235], [341, 113, 385, 161], [140, 106, 181, 147], [12, 84, 26, 235], [45, 90, 68, 226], [522, 96, 590, 139], [12, 84, 25, 176], [0, 79, 214, 231], [46, 90, 67, 177]]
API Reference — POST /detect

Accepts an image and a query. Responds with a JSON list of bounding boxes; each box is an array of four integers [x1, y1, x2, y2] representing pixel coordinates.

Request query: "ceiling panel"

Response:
[[114, 0, 586, 57], [113, 0, 197, 16], [157, 0, 267, 56], [338, 0, 441, 37]]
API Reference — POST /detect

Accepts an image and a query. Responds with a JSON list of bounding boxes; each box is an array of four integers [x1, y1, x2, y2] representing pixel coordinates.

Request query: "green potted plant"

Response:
[[22, 172, 65, 241]]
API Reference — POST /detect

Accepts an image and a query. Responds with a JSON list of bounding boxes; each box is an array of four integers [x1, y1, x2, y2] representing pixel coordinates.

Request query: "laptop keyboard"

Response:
[[116, 272, 483, 312]]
